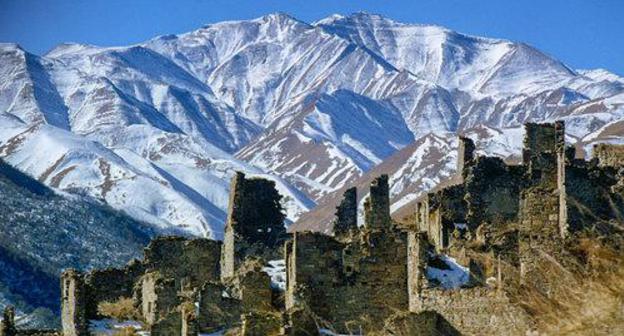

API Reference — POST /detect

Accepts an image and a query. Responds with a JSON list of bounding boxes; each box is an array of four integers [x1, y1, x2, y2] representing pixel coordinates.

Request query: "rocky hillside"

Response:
[[0, 159, 154, 327], [1, 12, 623, 238]]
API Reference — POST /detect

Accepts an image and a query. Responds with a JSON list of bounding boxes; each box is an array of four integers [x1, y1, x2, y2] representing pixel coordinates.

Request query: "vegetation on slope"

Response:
[[0, 159, 155, 327]]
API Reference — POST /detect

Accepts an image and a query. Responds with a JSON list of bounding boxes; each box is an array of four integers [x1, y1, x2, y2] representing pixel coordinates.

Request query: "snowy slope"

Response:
[[0, 41, 314, 239]]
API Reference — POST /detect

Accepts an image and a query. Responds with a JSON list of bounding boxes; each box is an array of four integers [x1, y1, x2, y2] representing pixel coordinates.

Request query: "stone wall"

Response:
[[150, 310, 181, 336], [364, 175, 391, 230], [140, 271, 179, 326], [286, 176, 409, 333], [465, 157, 524, 231], [564, 161, 624, 233], [83, 259, 144, 319], [522, 122, 562, 165], [333, 187, 357, 237], [194, 258, 274, 333], [240, 312, 282, 336], [231, 259, 273, 313], [285, 231, 343, 318], [424, 185, 466, 250], [60, 269, 88, 336], [457, 136, 476, 179], [143, 236, 221, 289], [407, 232, 430, 312], [196, 282, 241, 332], [221, 172, 287, 280], [415, 287, 531, 336]]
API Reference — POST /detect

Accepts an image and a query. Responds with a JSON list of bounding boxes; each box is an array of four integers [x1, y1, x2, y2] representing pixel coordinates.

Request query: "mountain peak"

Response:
[[0, 42, 24, 52], [45, 42, 98, 58], [251, 12, 313, 30], [316, 11, 450, 33]]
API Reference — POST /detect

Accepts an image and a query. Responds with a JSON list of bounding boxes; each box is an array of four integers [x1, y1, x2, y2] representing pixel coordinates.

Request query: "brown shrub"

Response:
[[98, 297, 139, 321], [511, 233, 624, 335], [112, 326, 139, 336]]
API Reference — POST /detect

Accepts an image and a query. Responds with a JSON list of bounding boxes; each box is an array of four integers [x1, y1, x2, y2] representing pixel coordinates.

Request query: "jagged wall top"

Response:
[[226, 172, 286, 247], [364, 174, 392, 230], [333, 187, 358, 236], [522, 121, 565, 164], [458, 136, 476, 179]]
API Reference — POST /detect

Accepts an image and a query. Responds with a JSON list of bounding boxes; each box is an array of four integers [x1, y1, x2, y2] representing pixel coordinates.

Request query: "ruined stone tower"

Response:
[[285, 175, 409, 333], [61, 269, 88, 336], [221, 172, 287, 280], [333, 187, 357, 236], [364, 174, 392, 230], [457, 136, 476, 179], [519, 122, 567, 239], [407, 232, 430, 312]]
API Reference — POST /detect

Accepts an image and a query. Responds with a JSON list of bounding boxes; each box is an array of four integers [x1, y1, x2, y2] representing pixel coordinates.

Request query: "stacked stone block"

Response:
[[221, 172, 287, 280], [416, 287, 531, 335], [140, 271, 178, 325], [60, 269, 87, 336], [286, 176, 409, 333], [364, 174, 391, 230], [83, 259, 144, 319], [143, 236, 221, 288], [457, 136, 476, 179], [332, 187, 357, 237]]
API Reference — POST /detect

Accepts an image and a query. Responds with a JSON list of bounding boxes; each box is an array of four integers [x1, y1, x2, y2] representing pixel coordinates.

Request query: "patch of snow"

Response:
[[454, 223, 467, 230], [89, 319, 149, 336], [426, 255, 470, 289], [262, 259, 286, 291], [319, 328, 363, 336]]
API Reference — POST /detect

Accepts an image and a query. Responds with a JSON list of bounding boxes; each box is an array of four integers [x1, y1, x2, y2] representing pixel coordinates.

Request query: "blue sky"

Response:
[[1, 0, 622, 74]]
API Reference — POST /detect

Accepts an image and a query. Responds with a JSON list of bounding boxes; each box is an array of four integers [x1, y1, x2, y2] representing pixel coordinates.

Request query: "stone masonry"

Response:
[[409, 121, 624, 334], [285, 176, 409, 333], [55, 121, 624, 336], [60, 269, 87, 336], [332, 187, 357, 237], [221, 172, 287, 280]]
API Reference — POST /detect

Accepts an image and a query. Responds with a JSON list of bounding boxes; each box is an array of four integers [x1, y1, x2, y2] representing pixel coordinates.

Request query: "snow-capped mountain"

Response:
[[1, 12, 623, 237]]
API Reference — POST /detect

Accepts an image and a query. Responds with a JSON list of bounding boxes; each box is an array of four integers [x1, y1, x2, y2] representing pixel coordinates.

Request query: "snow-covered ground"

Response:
[[426, 255, 471, 289], [90, 319, 149, 336], [262, 259, 287, 291]]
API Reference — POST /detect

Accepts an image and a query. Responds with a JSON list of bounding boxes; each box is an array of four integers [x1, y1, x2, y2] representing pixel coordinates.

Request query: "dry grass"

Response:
[[112, 326, 139, 336], [513, 234, 624, 335], [98, 297, 139, 321]]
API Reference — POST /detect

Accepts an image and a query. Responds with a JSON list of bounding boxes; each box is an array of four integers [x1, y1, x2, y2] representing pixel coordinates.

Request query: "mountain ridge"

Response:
[[1, 12, 623, 238]]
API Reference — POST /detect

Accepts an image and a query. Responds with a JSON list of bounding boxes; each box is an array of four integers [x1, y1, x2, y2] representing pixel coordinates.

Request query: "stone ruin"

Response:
[[408, 121, 624, 334], [45, 121, 623, 335], [221, 172, 288, 280], [284, 175, 410, 332], [55, 173, 287, 336]]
